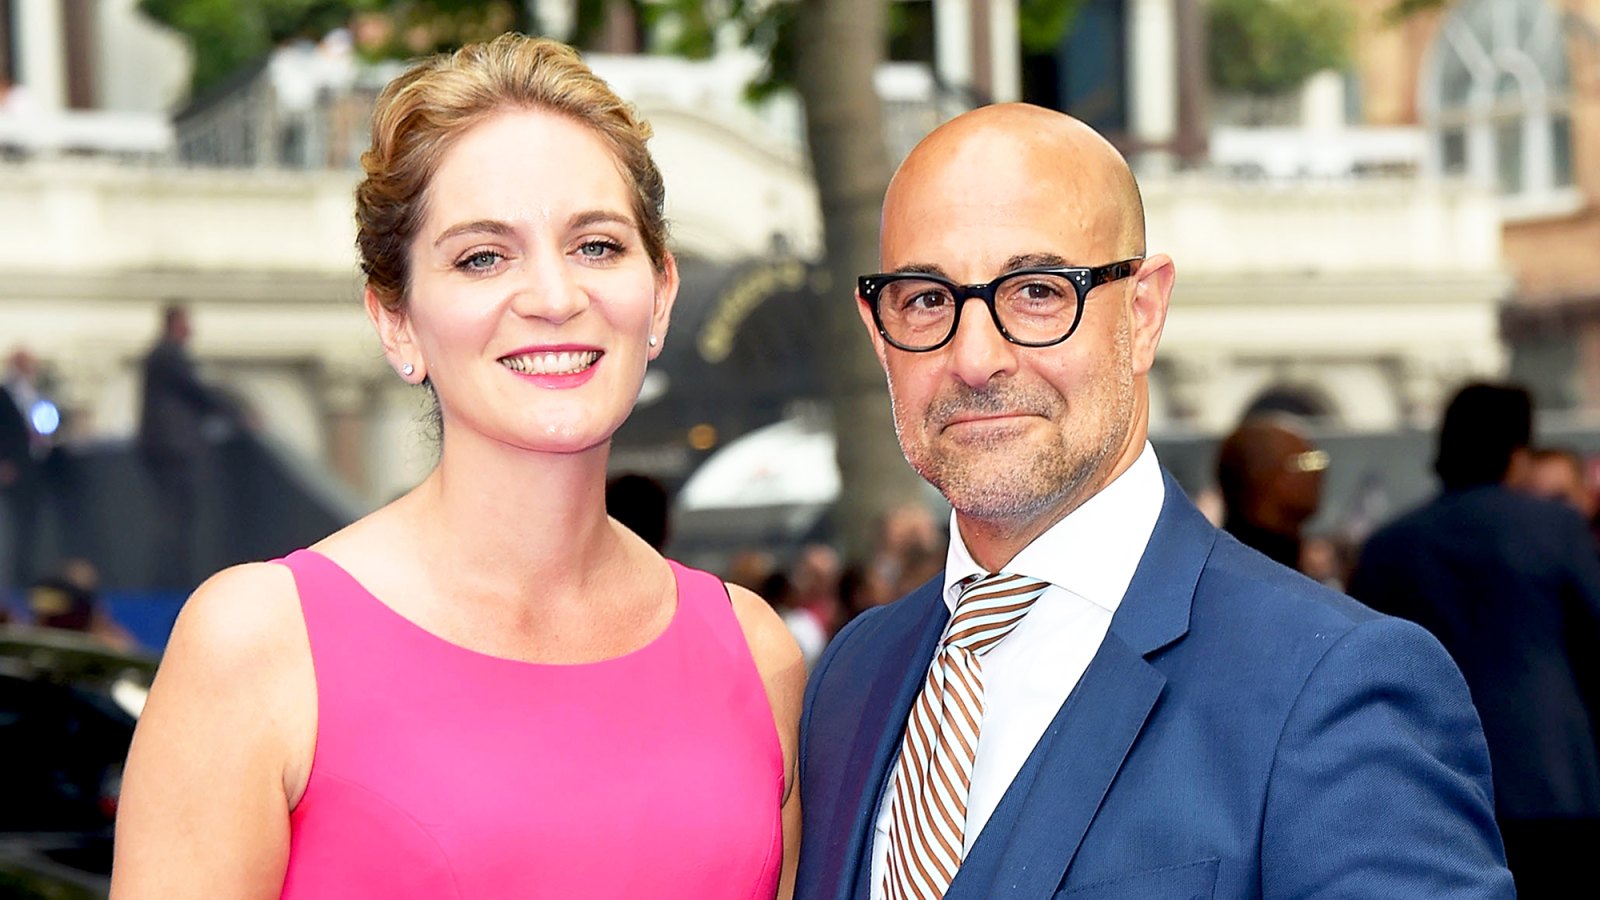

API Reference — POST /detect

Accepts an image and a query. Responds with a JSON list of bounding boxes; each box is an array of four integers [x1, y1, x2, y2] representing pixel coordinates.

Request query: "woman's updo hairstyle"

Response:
[[356, 34, 669, 312]]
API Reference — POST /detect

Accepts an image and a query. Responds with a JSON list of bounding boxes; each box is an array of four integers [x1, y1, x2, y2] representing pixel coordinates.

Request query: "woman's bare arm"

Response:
[[111, 563, 316, 899], [729, 583, 806, 900]]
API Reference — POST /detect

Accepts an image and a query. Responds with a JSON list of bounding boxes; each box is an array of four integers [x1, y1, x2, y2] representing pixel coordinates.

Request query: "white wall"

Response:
[[96, 0, 193, 113]]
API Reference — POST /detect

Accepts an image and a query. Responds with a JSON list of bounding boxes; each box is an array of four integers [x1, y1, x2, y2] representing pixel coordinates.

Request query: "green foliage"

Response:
[[354, 1, 532, 59], [139, 0, 272, 93], [1018, 0, 1086, 54], [1385, 0, 1450, 24], [146, 0, 1089, 104], [1208, 0, 1355, 96], [139, 0, 532, 96]]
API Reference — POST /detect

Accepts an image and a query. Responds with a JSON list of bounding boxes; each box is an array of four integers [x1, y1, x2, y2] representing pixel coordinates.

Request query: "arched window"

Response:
[[1422, 0, 1574, 208]]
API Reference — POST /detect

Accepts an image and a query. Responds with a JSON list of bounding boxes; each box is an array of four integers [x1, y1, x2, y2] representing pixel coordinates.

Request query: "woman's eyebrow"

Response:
[[569, 209, 637, 231], [432, 219, 515, 247]]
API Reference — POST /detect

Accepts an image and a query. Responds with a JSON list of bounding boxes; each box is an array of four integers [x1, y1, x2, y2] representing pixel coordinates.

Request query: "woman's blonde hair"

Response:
[[356, 34, 669, 312]]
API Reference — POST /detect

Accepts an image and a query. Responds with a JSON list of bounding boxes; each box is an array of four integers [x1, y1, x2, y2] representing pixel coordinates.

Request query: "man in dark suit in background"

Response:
[[794, 103, 1511, 900], [1215, 413, 1327, 572], [137, 304, 245, 589], [1350, 382, 1600, 898], [0, 365, 31, 603]]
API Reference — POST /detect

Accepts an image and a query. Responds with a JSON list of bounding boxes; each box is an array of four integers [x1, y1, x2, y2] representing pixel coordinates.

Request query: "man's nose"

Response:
[[945, 298, 1019, 388]]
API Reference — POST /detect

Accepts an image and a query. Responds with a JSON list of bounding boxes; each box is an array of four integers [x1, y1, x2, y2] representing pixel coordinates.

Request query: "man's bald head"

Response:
[[884, 103, 1146, 263], [860, 103, 1175, 568]]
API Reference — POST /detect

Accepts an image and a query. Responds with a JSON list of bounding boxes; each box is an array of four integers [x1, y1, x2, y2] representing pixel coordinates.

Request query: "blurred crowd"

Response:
[[1, 304, 249, 648], [604, 380, 1600, 686]]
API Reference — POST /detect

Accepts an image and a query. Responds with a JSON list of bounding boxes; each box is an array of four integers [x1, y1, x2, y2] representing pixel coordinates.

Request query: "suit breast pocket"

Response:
[[1054, 858, 1219, 900]]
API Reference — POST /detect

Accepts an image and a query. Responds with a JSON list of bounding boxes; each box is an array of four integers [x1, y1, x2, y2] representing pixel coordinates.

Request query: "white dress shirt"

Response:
[[868, 442, 1166, 899]]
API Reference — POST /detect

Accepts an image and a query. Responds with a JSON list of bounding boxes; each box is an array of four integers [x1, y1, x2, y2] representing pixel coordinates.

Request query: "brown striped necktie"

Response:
[[882, 572, 1048, 900]]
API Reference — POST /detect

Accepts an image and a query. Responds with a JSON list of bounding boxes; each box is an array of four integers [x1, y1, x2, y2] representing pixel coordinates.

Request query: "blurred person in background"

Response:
[[788, 543, 843, 638], [0, 361, 25, 605], [136, 304, 251, 589], [113, 36, 801, 899], [1296, 533, 1351, 592], [869, 501, 948, 598], [1522, 446, 1597, 522], [2, 347, 56, 589], [604, 471, 671, 551], [27, 557, 137, 651], [1214, 414, 1327, 573], [1349, 382, 1600, 898], [725, 547, 777, 594], [761, 566, 827, 671]]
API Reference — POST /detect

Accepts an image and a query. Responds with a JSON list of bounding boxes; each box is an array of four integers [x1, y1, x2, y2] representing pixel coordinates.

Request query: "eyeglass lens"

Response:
[[876, 271, 1080, 349]]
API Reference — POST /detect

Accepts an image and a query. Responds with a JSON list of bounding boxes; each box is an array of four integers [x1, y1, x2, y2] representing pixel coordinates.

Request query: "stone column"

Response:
[[987, 0, 1021, 103], [934, 0, 975, 99], [318, 358, 379, 497], [15, 0, 66, 110], [1128, 0, 1179, 167], [1172, 0, 1210, 164]]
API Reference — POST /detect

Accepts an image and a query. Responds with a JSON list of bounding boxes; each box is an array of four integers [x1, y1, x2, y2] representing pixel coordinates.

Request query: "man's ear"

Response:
[[648, 252, 681, 360], [364, 286, 423, 380], [1129, 254, 1174, 377], [856, 292, 890, 370]]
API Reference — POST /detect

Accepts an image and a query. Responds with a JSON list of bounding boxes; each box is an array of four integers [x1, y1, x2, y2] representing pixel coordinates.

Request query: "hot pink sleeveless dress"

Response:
[[276, 550, 784, 899]]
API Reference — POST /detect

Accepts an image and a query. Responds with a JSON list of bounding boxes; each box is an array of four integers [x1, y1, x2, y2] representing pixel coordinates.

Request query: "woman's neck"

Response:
[[404, 428, 621, 600]]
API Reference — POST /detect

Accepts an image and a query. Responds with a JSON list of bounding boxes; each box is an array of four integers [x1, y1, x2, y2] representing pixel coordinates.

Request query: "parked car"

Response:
[[0, 625, 157, 898]]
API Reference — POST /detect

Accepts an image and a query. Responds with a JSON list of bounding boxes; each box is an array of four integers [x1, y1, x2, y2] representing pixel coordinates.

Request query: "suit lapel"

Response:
[[949, 636, 1164, 899], [948, 473, 1218, 899], [828, 580, 950, 900]]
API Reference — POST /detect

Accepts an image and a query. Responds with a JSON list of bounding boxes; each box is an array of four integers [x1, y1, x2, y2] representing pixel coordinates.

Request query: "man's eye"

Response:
[[1017, 281, 1065, 300], [906, 291, 950, 311]]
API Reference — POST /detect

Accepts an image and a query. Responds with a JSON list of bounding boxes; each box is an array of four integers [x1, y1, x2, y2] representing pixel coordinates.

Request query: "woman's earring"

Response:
[[401, 363, 415, 377], [647, 335, 658, 348]]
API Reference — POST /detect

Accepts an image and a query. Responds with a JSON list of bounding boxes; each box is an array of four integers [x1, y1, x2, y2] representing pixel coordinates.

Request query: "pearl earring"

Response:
[[401, 363, 415, 377], [648, 335, 658, 347]]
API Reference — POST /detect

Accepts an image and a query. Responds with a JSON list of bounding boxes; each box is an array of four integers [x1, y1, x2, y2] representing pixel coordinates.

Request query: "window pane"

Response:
[[1440, 128, 1468, 174], [1553, 115, 1573, 188], [1495, 117, 1524, 194], [1494, 70, 1522, 102], [1439, 52, 1473, 109]]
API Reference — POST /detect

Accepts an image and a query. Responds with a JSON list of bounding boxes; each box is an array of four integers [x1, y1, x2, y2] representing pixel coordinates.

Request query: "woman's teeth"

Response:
[[500, 351, 600, 375]]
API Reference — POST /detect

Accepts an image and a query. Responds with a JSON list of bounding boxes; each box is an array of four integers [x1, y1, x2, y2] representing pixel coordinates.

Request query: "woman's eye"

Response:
[[457, 250, 503, 272], [577, 239, 622, 260]]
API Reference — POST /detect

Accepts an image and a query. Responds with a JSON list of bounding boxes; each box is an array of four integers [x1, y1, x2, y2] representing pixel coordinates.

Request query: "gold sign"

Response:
[[697, 260, 810, 364]]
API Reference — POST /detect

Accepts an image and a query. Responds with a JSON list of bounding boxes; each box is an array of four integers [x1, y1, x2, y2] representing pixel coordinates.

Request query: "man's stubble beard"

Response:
[[888, 324, 1136, 524]]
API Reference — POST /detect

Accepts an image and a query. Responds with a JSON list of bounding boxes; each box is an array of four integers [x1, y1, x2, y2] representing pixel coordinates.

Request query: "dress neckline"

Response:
[[296, 549, 686, 669]]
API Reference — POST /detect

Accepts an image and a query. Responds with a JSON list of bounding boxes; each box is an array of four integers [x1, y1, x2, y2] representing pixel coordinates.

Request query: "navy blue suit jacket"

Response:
[[796, 473, 1512, 899], [1349, 485, 1600, 822]]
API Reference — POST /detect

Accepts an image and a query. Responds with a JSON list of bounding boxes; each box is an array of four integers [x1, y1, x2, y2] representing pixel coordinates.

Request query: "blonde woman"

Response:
[[112, 35, 802, 899]]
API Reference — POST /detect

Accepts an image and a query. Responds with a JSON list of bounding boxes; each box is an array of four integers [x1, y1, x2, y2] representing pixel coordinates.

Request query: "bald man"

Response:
[[795, 105, 1510, 899], [1215, 414, 1327, 570]]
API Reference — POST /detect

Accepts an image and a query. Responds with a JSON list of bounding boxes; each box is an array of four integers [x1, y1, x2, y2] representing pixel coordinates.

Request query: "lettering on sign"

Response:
[[697, 260, 809, 364]]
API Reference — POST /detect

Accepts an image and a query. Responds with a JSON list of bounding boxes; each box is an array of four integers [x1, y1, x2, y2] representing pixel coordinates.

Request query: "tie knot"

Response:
[[944, 572, 1047, 655]]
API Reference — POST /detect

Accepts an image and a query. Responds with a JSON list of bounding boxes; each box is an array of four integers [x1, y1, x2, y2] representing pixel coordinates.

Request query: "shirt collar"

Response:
[[942, 442, 1165, 614]]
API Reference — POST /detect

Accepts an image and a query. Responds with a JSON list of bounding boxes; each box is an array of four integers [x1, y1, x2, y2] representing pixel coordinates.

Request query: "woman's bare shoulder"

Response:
[[725, 583, 805, 690], [165, 562, 307, 674]]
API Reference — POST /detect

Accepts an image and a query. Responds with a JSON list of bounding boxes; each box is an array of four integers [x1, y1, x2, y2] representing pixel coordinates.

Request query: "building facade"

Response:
[[0, 0, 1525, 523], [1348, 0, 1600, 415]]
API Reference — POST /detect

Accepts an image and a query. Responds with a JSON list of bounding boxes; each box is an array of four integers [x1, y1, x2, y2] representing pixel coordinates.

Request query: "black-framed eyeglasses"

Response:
[[857, 258, 1142, 352]]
